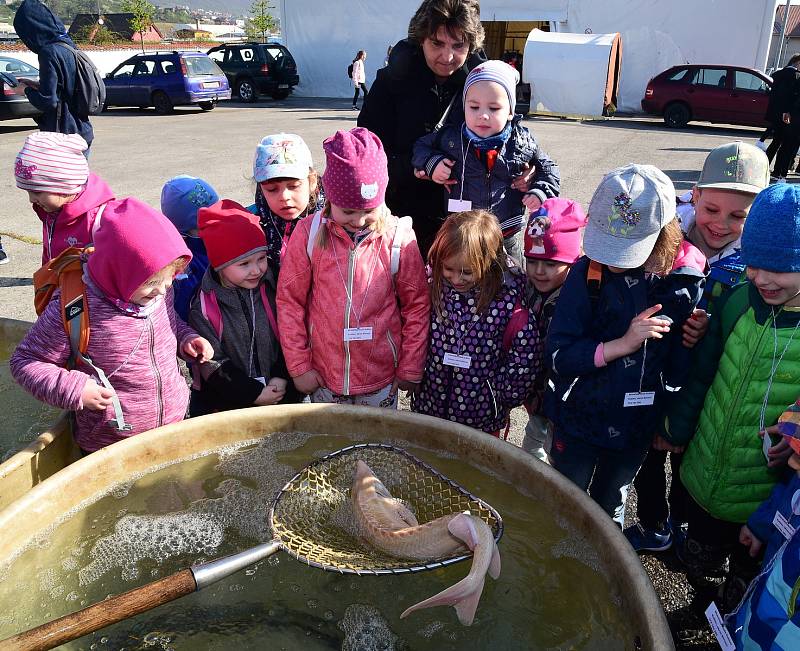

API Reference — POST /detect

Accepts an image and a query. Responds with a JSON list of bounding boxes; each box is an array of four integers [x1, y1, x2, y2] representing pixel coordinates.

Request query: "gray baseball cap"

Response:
[[696, 141, 770, 194], [583, 164, 676, 269]]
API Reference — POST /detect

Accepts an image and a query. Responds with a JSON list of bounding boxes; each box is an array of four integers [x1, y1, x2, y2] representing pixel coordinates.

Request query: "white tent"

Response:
[[523, 29, 621, 117], [279, 0, 776, 113]]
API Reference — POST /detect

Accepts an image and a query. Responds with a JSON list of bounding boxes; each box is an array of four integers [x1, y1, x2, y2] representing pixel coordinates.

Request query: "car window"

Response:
[[132, 60, 157, 77], [160, 60, 177, 75], [240, 48, 256, 62], [264, 47, 285, 62], [0, 59, 37, 75], [111, 63, 136, 78], [228, 48, 243, 63], [183, 56, 224, 77], [207, 49, 225, 64], [694, 68, 728, 87], [666, 68, 689, 81], [734, 71, 768, 92]]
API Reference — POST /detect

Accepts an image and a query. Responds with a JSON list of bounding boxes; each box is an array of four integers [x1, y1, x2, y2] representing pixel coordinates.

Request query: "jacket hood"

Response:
[[384, 38, 484, 88], [87, 197, 191, 304], [13, 0, 74, 53], [59, 174, 115, 223]]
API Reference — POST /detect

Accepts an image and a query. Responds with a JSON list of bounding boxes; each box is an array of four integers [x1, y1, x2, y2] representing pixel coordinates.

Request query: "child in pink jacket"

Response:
[[14, 131, 115, 264], [11, 198, 212, 453], [277, 127, 430, 407]]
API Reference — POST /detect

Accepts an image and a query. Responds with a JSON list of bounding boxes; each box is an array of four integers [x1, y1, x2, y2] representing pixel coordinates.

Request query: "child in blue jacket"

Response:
[[160, 175, 219, 321], [545, 164, 704, 526]]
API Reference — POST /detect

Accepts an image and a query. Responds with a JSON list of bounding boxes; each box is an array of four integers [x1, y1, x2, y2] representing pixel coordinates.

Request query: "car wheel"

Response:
[[236, 78, 257, 102], [199, 101, 216, 111], [663, 102, 690, 128], [271, 89, 290, 100], [152, 91, 174, 115]]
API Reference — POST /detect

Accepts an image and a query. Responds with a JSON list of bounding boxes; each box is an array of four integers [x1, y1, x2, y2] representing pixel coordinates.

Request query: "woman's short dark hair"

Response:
[[788, 53, 800, 67], [407, 0, 485, 53]]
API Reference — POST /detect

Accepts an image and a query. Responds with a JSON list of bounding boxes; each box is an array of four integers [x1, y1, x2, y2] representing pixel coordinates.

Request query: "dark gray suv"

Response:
[[207, 42, 299, 101]]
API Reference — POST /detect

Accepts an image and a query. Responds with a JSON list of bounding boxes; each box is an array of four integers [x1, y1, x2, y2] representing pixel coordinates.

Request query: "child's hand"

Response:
[[183, 336, 213, 363], [293, 369, 324, 395], [651, 434, 684, 453], [682, 309, 709, 348], [761, 425, 794, 467], [254, 383, 286, 406], [621, 304, 671, 354], [522, 194, 542, 212], [511, 163, 535, 192], [80, 379, 116, 411], [738, 525, 763, 558], [431, 159, 457, 186], [17, 77, 39, 90], [267, 377, 288, 392], [390, 378, 420, 396]]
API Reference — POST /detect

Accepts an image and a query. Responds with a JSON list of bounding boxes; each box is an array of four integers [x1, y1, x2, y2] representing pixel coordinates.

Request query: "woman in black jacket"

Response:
[[357, 0, 486, 256]]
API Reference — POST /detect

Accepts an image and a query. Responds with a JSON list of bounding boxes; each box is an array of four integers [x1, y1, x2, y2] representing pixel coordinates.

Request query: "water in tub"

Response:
[[0, 334, 60, 461], [0, 432, 630, 649]]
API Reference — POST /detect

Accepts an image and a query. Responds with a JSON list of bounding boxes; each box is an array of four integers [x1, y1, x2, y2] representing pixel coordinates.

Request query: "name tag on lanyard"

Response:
[[448, 199, 472, 212], [344, 327, 373, 341], [623, 391, 655, 407], [443, 352, 472, 369]]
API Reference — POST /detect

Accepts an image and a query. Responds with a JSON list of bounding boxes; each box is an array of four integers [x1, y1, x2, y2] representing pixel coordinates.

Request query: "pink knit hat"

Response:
[[524, 198, 587, 264], [14, 132, 89, 194], [87, 198, 191, 304], [322, 127, 388, 210]]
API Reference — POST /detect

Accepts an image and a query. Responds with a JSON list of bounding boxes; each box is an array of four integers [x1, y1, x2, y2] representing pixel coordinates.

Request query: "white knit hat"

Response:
[[463, 60, 520, 115], [14, 132, 89, 194]]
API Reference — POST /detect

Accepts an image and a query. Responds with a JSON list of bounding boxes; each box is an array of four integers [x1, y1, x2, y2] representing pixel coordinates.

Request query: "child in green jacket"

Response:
[[665, 183, 800, 611]]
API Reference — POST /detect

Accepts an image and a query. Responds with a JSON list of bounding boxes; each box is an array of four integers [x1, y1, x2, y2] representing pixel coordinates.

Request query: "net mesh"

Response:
[[269, 443, 502, 574]]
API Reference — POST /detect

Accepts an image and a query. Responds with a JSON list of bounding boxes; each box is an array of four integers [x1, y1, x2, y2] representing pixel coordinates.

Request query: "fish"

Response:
[[351, 459, 501, 625]]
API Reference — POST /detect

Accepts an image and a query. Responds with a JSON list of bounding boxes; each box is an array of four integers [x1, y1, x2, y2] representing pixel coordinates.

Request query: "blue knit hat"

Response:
[[160, 175, 219, 235], [741, 183, 800, 273]]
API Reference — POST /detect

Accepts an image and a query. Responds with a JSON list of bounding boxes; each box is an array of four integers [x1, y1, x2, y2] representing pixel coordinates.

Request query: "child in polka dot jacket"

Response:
[[411, 209, 542, 436]]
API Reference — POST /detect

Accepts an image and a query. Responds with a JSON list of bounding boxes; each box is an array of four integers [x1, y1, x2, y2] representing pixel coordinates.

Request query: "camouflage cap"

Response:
[[696, 141, 770, 195]]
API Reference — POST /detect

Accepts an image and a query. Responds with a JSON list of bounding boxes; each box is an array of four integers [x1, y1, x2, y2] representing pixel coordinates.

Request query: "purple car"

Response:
[[103, 51, 231, 114]]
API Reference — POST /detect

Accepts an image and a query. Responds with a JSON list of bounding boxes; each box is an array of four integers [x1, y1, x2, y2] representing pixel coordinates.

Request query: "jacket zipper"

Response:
[[148, 319, 164, 428], [386, 330, 398, 367], [342, 242, 356, 395], [486, 379, 498, 420], [711, 312, 770, 494]]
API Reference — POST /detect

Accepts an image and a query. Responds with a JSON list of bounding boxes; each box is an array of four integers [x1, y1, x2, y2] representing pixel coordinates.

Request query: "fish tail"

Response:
[[399, 573, 485, 626]]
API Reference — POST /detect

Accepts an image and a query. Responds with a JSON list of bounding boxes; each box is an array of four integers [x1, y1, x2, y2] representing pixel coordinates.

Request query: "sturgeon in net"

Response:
[[351, 460, 501, 625]]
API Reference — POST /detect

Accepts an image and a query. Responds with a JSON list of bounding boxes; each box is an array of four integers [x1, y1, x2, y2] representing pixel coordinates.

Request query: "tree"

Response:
[[121, 0, 156, 53], [248, 0, 277, 44]]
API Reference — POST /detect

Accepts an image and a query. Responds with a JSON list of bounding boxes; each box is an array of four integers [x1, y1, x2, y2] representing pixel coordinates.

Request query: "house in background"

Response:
[[68, 13, 163, 44], [768, 4, 800, 71]]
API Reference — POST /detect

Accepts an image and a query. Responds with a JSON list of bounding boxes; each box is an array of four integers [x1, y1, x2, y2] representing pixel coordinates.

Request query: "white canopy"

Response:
[[523, 29, 620, 117]]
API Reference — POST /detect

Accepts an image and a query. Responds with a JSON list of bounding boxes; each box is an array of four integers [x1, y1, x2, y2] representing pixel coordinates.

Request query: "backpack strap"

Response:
[[306, 211, 324, 260], [259, 283, 279, 335], [90, 202, 107, 240], [200, 289, 223, 340], [502, 293, 527, 353], [390, 216, 413, 276], [586, 260, 604, 305]]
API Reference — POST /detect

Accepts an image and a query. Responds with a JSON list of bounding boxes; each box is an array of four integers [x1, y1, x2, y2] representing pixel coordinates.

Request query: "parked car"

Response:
[[207, 42, 299, 101], [641, 64, 772, 128], [0, 56, 41, 122], [103, 51, 231, 114]]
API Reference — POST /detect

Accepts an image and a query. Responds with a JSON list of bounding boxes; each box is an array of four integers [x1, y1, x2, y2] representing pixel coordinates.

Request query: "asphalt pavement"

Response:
[[0, 96, 765, 324]]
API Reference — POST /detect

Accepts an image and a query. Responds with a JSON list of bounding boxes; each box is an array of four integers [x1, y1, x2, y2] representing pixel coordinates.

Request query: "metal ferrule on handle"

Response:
[[192, 539, 282, 590]]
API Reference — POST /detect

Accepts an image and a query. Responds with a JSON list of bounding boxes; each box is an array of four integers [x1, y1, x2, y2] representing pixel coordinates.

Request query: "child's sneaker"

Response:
[[0, 239, 8, 265], [623, 522, 673, 552]]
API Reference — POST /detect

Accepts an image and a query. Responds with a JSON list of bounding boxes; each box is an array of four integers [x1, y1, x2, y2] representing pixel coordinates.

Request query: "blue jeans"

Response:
[[550, 431, 650, 527]]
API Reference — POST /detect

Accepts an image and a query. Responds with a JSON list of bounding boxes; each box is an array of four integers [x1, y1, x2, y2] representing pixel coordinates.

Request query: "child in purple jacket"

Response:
[[11, 198, 212, 453], [411, 209, 542, 436]]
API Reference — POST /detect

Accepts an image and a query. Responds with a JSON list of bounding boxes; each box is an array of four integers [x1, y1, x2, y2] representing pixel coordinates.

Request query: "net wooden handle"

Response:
[[0, 568, 197, 651]]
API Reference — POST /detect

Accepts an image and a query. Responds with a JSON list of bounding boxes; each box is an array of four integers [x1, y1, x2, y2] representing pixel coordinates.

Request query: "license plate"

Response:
[[202, 81, 220, 89], [278, 84, 289, 89]]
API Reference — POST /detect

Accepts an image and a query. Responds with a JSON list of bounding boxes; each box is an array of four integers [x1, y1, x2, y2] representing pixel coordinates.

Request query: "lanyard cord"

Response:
[[332, 233, 380, 327], [760, 307, 800, 433], [638, 339, 648, 393], [247, 289, 256, 378], [444, 290, 481, 355]]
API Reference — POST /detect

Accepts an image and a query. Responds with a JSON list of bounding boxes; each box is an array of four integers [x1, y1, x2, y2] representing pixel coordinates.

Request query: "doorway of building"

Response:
[[482, 21, 549, 113]]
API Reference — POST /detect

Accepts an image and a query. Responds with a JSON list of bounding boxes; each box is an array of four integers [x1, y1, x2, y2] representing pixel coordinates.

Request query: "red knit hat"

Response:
[[322, 127, 388, 210], [524, 198, 587, 264], [198, 199, 267, 271]]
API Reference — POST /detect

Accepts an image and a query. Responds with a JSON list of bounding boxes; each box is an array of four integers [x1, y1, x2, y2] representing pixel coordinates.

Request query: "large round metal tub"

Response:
[[0, 404, 673, 649]]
